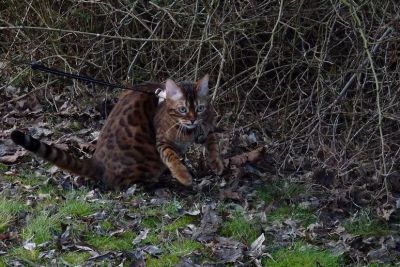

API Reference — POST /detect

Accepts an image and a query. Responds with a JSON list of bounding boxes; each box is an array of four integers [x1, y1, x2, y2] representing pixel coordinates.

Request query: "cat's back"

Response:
[[94, 83, 165, 188]]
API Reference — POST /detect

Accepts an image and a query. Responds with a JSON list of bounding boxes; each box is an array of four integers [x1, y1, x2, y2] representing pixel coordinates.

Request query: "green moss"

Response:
[[220, 212, 261, 244], [262, 243, 340, 267], [147, 254, 180, 267], [162, 216, 195, 232], [61, 252, 91, 265], [0, 197, 27, 232], [141, 200, 184, 230], [85, 231, 135, 251], [142, 217, 162, 229], [344, 213, 391, 237]]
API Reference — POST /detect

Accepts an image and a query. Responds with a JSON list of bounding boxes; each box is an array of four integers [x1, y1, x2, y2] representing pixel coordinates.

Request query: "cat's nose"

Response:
[[190, 119, 196, 124]]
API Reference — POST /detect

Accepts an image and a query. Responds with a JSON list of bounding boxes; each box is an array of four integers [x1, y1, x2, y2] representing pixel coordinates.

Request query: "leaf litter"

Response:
[[0, 87, 400, 266]]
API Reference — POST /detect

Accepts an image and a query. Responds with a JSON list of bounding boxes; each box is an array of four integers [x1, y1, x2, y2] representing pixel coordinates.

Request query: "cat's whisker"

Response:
[[180, 125, 184, 140], [176, 124, 180, 140], [178, 124, 183, 141], [165, 121, 180, 134]]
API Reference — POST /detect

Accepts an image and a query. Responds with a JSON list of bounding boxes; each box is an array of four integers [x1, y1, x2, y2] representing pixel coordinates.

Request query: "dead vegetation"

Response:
[[1, 0, 400, 266]]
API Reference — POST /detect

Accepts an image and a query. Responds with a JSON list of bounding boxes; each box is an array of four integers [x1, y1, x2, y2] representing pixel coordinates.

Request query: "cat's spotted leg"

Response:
[[157, 141, 192, 186], [205, 133, 224, 175]]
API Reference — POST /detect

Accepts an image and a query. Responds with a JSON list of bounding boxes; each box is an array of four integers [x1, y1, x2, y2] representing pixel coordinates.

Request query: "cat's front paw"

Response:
[[210, 157, 224, 175], [172, 166, 193, 187]]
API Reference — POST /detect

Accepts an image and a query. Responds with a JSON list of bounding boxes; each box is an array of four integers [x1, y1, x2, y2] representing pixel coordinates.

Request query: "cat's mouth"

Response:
[[182, 124, 197, 129]]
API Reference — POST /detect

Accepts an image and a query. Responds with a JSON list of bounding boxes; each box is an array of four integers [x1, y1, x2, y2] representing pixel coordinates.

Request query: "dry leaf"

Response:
[[209, 236, 245, 263], [247, 233, 265, 258], [132, 229, 149, 245], [0, 150, 26, 163], [224, 147, 264, 167]]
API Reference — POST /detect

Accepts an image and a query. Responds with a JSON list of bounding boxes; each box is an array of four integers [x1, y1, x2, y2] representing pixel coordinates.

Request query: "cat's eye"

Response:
[[196, 105, 206, 113], [177, 106, 188, 114]]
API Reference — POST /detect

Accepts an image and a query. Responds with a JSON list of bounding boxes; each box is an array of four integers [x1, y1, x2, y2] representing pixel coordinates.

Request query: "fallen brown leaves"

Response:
[[224, 147, 265, 168]]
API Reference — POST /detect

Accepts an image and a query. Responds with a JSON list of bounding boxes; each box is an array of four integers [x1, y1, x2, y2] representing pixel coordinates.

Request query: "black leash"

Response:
[[31, 63, 154, 94]]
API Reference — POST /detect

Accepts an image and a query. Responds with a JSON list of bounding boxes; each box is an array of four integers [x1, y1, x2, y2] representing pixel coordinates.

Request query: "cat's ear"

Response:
[[165, 79, 183, 101], [196, 74, 209, 97]]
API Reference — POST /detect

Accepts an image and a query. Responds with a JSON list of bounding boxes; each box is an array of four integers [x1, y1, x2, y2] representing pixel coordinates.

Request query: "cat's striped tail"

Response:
[[11, 130, 100, 179]]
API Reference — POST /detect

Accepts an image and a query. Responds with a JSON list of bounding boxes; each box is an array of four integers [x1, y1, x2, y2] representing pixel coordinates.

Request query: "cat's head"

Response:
[[164, 75, 210, 129]]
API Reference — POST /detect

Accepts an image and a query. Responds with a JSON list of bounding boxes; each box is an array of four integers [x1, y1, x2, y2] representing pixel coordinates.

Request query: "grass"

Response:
[[142, 216, 162, 228], [145, 200, 182, 217], [144, 232, 160, 244], [141, 200, 191, 235], [100, 220, 114, 231], [219, 180, 315, 246], [0, 197, 27, 232], [344, 211, 391, 237], [146, 239, 204, 267], [59, 197, 98, 217], [0, 172, 366, 266], [0, 163, 8, 171], [256, 179, 317, 226], [37, 184, 58, 194], [262, 242, 340, 267], [23, 212, 63, 244], [4, 174, 42, 187], [85, 231, 135, 251], [162, 215, 195, 232], [220, 211, 261, 245], [267, 205, 317, 226], [61, 252, 91, 265], [257, 180, 306, 204], [19, 189, 103, 244], [8, 247, 40, 264]]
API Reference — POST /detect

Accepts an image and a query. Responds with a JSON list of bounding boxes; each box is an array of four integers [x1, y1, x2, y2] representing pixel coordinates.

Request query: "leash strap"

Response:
[[31, 63, 154, 94]]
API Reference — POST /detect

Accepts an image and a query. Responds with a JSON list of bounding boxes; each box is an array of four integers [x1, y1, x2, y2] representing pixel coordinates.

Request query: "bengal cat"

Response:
[[11, 75, 223, 190]]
